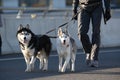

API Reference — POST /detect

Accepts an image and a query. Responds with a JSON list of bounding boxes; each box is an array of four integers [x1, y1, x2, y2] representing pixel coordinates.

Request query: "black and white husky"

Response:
[[56, 28, 77, 72], [16, 24, 52, 72]]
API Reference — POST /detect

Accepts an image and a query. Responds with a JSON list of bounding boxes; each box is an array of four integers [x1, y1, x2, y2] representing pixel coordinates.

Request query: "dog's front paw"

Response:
[[42, 66, 48, 71], [71, 69, 75, 72], [25, 66, 34, 72], [43, 69, 47, 72], [60, 68, 65, 73], [25, 69, 32, 72]]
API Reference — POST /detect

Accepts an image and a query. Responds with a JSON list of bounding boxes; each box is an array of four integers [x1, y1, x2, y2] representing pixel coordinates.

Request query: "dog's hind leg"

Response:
[[39, 57, 44, 70], [71, 53, 76, 72], [67, 62, 70, 69], [43, 57, 48, 71]]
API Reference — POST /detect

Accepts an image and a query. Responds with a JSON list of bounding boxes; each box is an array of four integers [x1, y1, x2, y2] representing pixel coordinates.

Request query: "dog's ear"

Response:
[[65, 27, 70, 36], [18, 24, 23, 31], [65, 28, 68, 34], [26, 24, 30, 29], [58, 28, 63, 36]]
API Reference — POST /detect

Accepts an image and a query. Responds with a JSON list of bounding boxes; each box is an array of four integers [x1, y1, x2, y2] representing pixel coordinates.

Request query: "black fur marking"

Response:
[[28, 35, 52, 56], [16, 27, 35, 37], [19, 42, 25, 50]]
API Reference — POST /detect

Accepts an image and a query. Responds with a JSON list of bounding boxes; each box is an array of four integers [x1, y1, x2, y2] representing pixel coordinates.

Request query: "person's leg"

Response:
[[90, 5, 102, 67], [0, 47, 1, 55], [0, 35, 1, 55], [78, 9, 91, 64]]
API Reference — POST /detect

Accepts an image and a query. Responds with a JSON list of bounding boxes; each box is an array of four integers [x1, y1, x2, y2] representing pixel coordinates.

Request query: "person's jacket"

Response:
[[72, 0, 111, 11]]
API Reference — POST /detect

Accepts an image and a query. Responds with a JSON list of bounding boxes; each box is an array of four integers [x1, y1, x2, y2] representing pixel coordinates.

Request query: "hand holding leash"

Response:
[[72, 10, 78, 20], [104, 9, 111, 22]]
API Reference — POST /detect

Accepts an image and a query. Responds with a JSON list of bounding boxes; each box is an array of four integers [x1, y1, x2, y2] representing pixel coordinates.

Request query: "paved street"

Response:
[[0, 47, 120, 80]]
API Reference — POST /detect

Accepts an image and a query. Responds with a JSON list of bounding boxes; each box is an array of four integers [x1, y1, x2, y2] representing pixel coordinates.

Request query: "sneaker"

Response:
[[86, 53, 90, 65], [90, 60, 99, 67]]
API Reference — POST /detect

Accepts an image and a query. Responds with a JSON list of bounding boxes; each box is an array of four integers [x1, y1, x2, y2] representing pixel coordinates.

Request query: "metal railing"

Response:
[[0, 7, 72, 12]]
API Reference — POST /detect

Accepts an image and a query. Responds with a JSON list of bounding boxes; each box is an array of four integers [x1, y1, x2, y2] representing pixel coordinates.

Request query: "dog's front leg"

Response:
[[59, 56, 63, 72], [24, 56, 30, 72], [30, 56, 36, 71], [61, 55, 70, 72]]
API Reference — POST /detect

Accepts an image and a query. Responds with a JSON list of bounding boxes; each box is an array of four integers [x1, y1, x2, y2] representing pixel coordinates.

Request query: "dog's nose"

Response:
[[24, 37, 26, 40], [63, 40, 66, 43]]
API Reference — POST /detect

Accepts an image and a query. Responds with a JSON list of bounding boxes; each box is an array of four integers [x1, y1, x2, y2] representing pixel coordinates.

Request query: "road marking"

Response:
[[0, 49, 120, 61], [0, 57, 24, 61]]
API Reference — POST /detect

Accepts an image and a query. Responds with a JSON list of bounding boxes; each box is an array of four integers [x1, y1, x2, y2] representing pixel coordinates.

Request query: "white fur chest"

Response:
[[21, 45, 35, 56]]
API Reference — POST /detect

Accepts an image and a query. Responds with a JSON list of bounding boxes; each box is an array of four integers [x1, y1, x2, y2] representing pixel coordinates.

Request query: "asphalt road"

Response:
[[0, 47, 120, 80]]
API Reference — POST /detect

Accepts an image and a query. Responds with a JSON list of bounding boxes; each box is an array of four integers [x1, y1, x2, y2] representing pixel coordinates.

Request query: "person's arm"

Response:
[[104, 0, 111, 21], [72, 0, 79, 12], [104, 0, 110, 10], [72, 0, 79, 20]]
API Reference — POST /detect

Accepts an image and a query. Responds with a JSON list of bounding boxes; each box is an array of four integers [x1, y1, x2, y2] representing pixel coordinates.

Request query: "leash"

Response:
[[45, 12, 79, 34]]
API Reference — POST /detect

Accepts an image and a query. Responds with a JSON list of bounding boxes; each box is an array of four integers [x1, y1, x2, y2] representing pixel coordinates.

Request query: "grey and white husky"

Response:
[[16, 24, 52, 72], [56, 28, 77, 72]]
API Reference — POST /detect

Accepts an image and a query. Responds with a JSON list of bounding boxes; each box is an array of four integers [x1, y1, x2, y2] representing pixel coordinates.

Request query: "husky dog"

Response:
[[56, 28, 77, 72], [16, 24, 52, 72]]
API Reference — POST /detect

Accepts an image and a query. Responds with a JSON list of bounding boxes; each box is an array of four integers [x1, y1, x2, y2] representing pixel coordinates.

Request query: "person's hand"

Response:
[[105, 9, 111, 21], [72, 10, 78, 20]]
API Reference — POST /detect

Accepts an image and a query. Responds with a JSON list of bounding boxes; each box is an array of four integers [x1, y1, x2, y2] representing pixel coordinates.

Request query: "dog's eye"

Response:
[[21, 33, 24, 35], [60, 36, 63, 38], [65, 36, 67, 38], [26, 33, 29, 35]]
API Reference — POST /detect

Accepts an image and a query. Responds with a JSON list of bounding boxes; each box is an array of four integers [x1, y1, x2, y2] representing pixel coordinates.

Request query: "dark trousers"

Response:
[[0, 35, 1, 55], [0, 47, 1, 55], [78, 4, 102, 60]]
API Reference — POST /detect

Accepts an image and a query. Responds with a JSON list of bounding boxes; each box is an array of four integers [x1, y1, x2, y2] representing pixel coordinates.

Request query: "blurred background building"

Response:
[[0, 0, 120, 11]]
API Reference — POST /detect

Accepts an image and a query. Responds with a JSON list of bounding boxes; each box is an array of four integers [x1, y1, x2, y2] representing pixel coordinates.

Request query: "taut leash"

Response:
[[45, 11, 79, 34]]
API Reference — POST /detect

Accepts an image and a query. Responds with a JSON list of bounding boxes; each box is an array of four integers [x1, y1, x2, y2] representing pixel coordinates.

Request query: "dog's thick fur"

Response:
[[16, 24, 52, 72], [56, 28, 77, 72]]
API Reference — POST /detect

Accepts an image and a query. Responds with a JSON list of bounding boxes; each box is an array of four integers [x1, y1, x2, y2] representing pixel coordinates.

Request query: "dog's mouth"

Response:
[[62, 40, 69, 47], [62, 42, 69, 47], [19, 38, 28, 43], [23, 37, 29, 43], [63, 40, 66, 45], [23, 40, 28, 43], [63, 42, 66, 45]]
